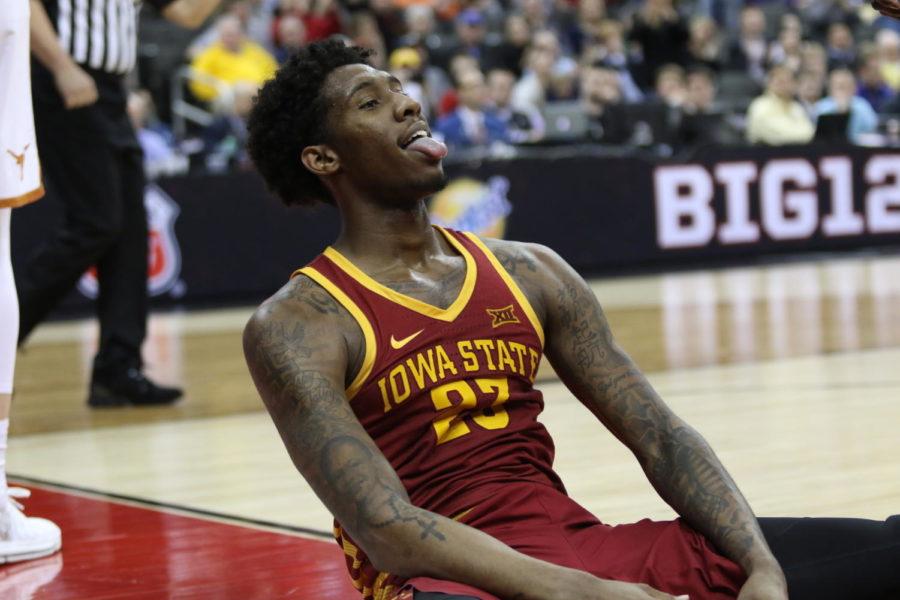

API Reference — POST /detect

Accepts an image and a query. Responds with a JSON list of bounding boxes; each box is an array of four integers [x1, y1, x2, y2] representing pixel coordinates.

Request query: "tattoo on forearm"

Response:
[[553, 280, 763, 565], [244, 298, 446, 551], [321, 436, 446, 542]]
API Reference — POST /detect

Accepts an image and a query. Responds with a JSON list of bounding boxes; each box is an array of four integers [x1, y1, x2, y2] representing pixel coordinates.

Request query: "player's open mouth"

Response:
[[400, 129, 429, 148], [400, 125, 448, 160]]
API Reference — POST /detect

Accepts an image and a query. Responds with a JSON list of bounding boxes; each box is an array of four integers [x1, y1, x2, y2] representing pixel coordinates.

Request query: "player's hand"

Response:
[[558, 571, 689, 600], [736, 568, 788, 600], [53, 61, 99, 109], [873, 0, 900, 18]]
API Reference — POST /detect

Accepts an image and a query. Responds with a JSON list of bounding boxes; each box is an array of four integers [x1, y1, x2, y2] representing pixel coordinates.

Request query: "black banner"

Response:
[[11, 144, 900, 313]]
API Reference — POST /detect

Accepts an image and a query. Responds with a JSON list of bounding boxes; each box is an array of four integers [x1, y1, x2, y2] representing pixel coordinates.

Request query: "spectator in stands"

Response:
[[487, 68, 545, 143], [348, 12, 387, 69], [801, 42, 829, 80], [435, 69, 509, 149], [367, 0, 409, 48], [726, 5, 769, 84], [826, 22, 857, 70], [517, 0, 552, 37], [585, 20, 643, 103], [684, 66, 720, 114], [815, 68, 878, 144], [273, 14, 306, 63], [857, 50, 895, 113], [434, 9, 495, 72], [572, 0, 606, 54], [797, 69, 826, 118], [677, 67, 733, 147], [272, 0, 341, 45], [187, 0, 274, 58], [876, 29, 900, 89], [189, 15, 277, 102], [547, 58, 580, 103], [437, 54, 481, 116], [230, 0, 275, 49], [653, 63, 687, 108], [488, 13, 532, 76], [202, 81, 256, 173], [389, 47, 430, 119], [395, 5, 442, 57], [629, 0, 689, 89], [581, 62, 629, 143], [780, 13, 803, 39], [511, 31, 560, 112], [687, 15, 724, 72], [767, 19, 803, 73], [746, 65, 814, 145], [799, 0, 859, 40], [127, 90, 187, 178]]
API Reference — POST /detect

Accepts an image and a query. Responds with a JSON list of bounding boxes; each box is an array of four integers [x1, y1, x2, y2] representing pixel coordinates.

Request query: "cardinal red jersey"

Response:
[[296, 226, 562, 599], [295, 227, 746, 600]]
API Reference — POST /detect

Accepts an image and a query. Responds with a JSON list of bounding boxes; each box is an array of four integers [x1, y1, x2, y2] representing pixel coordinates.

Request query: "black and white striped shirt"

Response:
[[43, 0, 173, 75]]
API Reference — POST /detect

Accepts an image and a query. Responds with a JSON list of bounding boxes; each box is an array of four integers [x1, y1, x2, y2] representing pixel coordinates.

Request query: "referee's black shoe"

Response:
[[88, 366, 183, 407]]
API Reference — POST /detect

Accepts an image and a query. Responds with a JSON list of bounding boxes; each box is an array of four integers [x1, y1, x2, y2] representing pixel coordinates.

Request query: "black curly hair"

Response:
[[246, 40, 373, 207]]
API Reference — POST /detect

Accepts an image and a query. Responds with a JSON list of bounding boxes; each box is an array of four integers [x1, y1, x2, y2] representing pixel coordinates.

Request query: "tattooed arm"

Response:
[[243, 275, 680, 600], [486, 240, 787, 599]]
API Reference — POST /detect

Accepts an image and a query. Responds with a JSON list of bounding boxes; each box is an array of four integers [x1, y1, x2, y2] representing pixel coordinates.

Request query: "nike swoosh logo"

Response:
[[390, 329, 424, 350]]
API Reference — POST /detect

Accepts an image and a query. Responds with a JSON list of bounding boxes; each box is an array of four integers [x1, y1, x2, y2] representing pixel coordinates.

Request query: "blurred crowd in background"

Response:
[[128, 0, 900, 177]]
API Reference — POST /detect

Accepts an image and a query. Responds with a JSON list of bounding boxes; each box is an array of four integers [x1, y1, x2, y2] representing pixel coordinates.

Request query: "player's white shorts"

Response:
[[0, 0, 43, 209]]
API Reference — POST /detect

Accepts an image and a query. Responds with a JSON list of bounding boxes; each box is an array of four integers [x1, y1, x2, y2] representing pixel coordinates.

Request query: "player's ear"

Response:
[[300, 145, 340, 177]]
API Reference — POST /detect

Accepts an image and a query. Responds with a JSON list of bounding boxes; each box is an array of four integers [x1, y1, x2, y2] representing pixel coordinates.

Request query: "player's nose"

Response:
[[394, 92, 422, 121]]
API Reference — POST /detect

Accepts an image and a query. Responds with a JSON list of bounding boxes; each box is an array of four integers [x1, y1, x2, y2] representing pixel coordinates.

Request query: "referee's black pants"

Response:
[[413, 515, 900, 600], [18, 94, 147, 368]]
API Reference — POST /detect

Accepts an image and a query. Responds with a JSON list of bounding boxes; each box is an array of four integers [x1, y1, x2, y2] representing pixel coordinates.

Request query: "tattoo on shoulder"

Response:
[[491, 243, 538, 278], [556, 281, 625, 374], [247, 316, 318, 393], [290, 276, 341, 315]]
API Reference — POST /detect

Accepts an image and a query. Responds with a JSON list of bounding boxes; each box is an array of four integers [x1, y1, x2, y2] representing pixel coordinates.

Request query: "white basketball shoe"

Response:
[[0, 488, 61, 564]]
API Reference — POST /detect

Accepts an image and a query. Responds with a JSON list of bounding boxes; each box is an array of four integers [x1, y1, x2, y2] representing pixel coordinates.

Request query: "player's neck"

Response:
[[334, 199, 443, 269]]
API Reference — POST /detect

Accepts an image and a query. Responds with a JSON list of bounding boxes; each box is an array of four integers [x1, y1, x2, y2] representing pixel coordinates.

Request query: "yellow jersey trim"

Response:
[[296, 266, 376, 400], [0, 183, 43, 209], [322, 226, 477, 323], [463, 233, 545, 349]]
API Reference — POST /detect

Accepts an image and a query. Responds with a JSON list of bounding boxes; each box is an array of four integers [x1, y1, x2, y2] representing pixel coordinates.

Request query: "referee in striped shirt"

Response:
[[22, 0, 222, 406]]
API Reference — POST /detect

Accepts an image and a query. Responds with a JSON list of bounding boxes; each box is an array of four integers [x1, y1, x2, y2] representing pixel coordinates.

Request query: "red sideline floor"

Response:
[[1, 480, 360, 599]]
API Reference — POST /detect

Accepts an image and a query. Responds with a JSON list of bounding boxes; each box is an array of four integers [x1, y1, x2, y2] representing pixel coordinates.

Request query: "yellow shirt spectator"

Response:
[[746, 94, 814, 145], [189, 16, 277, 102], [746, 65, 814, 146]]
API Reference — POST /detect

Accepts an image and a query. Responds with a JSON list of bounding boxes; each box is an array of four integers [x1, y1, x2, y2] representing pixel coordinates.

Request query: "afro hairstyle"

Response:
[[246, 40, 373, 207]]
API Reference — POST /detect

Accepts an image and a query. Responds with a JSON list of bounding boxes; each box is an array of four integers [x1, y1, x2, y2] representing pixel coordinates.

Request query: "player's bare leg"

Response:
[[0, 208, 61, 564]]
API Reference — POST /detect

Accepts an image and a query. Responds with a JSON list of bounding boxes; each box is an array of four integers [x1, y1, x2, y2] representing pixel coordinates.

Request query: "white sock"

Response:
[[0, 418, 8, 495]]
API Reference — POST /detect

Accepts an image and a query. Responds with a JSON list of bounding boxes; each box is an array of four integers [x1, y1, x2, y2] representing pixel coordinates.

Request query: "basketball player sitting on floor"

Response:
[[242, 41, 899, 600]]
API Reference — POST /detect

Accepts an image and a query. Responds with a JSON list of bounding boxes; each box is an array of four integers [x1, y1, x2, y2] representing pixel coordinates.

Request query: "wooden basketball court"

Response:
[[5, 251, 900, 597]]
